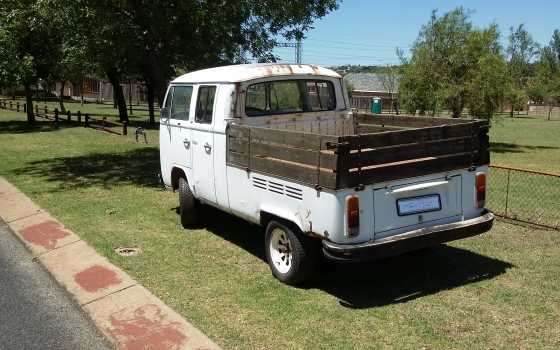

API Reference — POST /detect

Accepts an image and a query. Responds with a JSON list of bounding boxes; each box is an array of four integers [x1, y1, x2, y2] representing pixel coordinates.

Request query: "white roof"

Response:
[[172, 63, 341, 84]]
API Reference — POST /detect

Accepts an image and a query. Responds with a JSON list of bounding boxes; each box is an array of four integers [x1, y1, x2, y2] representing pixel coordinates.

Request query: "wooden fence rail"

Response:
[[0, 99, 128, 136]]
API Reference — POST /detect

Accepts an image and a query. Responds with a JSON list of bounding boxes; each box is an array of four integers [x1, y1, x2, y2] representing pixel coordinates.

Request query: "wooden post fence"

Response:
[[77, 111, 82, 124], [23, 103, 26, 113], [54, 108, 59, 127], [16, 102, 20, 112], [35, 105, 39, 115], [67, 110, 71, 122], [84, 113, 89, 127], [123, 121, 128, 135]]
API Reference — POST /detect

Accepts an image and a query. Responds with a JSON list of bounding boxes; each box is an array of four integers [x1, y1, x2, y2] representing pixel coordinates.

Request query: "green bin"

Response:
[[371, 97, 382, 114]]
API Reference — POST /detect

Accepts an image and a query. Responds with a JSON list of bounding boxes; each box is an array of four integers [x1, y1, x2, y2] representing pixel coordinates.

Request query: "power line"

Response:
[[276, 40, 302, 63], [306, 38, 410, 49]]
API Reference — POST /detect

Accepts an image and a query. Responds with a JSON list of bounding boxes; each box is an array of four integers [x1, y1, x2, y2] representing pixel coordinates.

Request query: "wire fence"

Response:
[[488, 165, 560, 230]]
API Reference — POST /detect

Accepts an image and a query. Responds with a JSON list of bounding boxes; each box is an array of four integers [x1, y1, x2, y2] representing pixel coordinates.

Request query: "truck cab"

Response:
[[160, 63, 494, 285]]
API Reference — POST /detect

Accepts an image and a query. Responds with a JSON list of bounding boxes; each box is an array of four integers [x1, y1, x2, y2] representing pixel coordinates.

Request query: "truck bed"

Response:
[[226, 113, 490, 190]]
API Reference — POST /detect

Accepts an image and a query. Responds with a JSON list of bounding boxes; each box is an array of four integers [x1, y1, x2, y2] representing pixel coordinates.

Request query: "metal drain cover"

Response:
[[115, 247, 141, 257]]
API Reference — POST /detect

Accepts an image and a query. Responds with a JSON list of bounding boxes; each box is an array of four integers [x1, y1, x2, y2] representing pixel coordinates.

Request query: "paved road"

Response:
[[0, 219, 112, 350]]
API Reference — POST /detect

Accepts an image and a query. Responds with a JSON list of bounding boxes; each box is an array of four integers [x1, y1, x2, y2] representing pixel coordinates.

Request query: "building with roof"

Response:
[[343, 72, 399, 112]]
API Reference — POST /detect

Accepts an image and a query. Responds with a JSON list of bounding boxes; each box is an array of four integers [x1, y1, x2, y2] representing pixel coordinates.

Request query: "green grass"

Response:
[[489, 115, 560, 174], [1, 109, 560, 349]]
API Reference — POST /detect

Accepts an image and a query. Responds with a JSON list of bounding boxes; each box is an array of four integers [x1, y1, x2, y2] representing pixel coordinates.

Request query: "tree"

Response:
[[398, 8, 508, 119], [379, 65, 399, 113], [0, 0, 62, 123], [506, 24, 539, 117], [529, 31, 560, 120], [100, 0, 340, 123]]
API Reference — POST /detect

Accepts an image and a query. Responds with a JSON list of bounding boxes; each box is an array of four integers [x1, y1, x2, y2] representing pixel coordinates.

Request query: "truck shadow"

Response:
[[313, 247, 512, 309], [199, 206, 513, 309]]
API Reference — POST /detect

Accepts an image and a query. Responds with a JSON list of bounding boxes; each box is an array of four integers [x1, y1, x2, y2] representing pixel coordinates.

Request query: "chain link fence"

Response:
[[488, 165, 560, 230]]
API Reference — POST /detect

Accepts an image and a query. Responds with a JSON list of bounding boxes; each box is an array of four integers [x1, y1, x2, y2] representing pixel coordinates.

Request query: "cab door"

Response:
[[190, 85, 217, 204], [168, 85, 194, 168]]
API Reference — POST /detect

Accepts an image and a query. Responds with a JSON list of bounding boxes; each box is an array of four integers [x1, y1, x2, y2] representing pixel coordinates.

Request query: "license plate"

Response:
[[397, 194, 441, 216]]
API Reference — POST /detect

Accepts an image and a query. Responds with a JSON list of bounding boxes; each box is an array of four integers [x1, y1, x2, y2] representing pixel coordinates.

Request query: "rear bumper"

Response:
[[322, 210, 494, 262]]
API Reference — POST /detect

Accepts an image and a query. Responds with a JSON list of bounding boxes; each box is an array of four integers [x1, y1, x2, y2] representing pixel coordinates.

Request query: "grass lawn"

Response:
[[489, 115, 560, 174], [1, 109, 559, 349]]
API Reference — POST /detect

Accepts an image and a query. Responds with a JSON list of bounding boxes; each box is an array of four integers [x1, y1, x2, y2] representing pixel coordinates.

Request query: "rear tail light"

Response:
[[476, 172, 486, 208], [346, 196, 360, 237]]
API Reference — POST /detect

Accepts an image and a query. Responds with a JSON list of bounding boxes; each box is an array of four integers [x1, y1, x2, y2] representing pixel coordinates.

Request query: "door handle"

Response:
[[183, 139, 190, 149], [204, 142, 212, 153]]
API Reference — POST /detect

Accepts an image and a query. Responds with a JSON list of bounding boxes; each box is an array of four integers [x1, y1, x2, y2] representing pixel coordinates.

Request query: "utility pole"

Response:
[[276, 39, 302, 63]]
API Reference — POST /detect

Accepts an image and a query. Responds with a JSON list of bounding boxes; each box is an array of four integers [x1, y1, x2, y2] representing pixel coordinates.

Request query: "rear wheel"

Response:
[[265, 220, 319, 285], [178, 177, 199, 228]]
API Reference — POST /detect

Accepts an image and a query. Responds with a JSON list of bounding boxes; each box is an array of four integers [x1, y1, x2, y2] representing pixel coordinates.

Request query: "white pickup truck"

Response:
[[159, 63, 494, 285]]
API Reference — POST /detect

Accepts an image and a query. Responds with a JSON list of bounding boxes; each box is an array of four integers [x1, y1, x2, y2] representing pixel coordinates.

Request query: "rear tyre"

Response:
[[265, 220, 319, 285], [178, 177, 199, 228]]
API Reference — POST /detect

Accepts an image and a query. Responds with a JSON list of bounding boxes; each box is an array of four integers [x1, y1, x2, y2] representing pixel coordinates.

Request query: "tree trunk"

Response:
[[80, 78, 84, 106], [146, 80, 155, 124], [59, 81, 66, 113], [24, 84, 35, 123], [106, 69, 128, 123]]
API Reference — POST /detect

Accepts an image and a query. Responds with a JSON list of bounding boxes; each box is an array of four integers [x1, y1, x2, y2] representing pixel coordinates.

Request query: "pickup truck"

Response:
[[159, 63, 494, 285]]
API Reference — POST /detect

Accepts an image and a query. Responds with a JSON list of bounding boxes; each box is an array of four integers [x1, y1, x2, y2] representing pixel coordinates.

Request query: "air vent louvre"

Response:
[[251, 177, 302, 200]]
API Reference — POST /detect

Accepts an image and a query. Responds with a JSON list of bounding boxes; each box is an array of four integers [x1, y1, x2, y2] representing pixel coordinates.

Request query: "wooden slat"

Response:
[[226, 151, 249, 167], [355, 124, 404, 133], [341, 123, 474, 150], [354, 113, 470, 127], [227, 137, 249, 153], [228, 124, 251, 138], [251, 157, 337, 189], [344, 136, 477, 169], [341, 153, 474, 187], [250, 126, 338, 150], [251, 142, 337, 170]]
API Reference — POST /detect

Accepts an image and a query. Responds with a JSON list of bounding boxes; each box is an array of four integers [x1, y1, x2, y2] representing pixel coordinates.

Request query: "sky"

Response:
[[272, 0, 560, 67]]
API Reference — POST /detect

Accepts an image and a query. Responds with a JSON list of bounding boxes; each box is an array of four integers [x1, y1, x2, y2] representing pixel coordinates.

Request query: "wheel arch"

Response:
[[260, 209, 305, 235], [170, 166, 187, 191]]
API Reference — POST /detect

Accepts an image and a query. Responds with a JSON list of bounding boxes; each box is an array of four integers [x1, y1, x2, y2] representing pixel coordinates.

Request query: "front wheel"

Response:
[[265, 220, 319, 285], [178, 177, 199, 228]]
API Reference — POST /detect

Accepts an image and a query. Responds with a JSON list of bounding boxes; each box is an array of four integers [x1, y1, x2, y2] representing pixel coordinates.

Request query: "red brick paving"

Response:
[[19, 220, 70, 250], [106, 304, 188, 350], [74, 265, 123, 293], [1, 177, 221, 350]]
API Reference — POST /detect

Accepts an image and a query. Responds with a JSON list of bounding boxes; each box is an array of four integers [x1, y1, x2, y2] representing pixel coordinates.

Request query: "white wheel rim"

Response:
[[269, 228, 292, 274]]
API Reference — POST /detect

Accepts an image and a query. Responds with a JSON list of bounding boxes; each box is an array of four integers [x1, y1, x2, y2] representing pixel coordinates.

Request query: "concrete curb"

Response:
[[0, 177, 222, 350]]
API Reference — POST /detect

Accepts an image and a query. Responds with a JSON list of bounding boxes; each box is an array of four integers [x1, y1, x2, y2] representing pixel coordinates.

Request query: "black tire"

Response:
[[265, 220, 319, 285], [178, 177, 199, 228]]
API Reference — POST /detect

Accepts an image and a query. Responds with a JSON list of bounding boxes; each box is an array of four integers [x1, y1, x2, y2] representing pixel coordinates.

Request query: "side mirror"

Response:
[[160, 107, 169, 120]]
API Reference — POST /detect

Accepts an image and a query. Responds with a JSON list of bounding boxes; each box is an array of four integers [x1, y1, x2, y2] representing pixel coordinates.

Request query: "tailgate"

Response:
[[373, 174, 462, 238]]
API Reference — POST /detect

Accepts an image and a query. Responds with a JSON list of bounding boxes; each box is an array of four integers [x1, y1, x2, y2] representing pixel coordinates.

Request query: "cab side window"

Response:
[[170, 86, 193, 120], [163, 87, 173, 118], [195, 86, 216, 124]]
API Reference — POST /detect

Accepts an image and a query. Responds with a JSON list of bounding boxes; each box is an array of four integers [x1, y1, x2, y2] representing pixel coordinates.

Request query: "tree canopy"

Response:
[[1, 0, 340, 123], [398, 8, 508, 119]]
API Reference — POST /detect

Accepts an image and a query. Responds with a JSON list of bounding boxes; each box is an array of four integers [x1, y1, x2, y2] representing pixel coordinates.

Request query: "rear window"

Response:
[[245, 80, 335, 116]]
